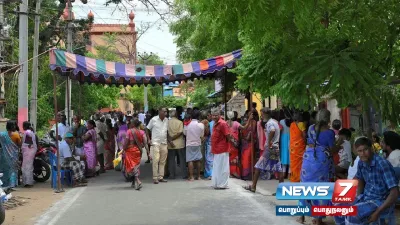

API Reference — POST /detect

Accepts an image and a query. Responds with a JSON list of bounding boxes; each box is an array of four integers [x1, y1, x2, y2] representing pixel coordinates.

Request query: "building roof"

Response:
[[89, 24, 136, 34]]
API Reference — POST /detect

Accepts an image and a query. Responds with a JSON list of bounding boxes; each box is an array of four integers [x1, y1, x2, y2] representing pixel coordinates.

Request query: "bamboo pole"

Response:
[[249, 83, 254, 181], [67, 75, 70, 126], [223, 69, 227, 119], [52, 72, 63, 193]]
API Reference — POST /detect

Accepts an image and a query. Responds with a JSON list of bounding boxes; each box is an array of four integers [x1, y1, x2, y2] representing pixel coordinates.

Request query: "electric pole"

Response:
[[138, 52, 153, 113], [18, 0, 29, 129], [0, 0, 6, 120], [30, 0, 41, 131], [65, 0, 73, 126]]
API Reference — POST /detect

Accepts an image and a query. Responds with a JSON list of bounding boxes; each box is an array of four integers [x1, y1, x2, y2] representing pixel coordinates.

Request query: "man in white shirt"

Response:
[[138, 111, 146, 124], [59, 133, 87, 187], [382, 131, 400, 168], [146, 107, 169, 184], [50, 113, 69, 141], [335, 128, 353, 179], [184, 109, 204, 181]]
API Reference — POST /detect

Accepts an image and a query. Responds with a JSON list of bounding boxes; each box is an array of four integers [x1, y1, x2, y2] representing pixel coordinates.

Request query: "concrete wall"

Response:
[[117, 99, 134, 113], [264, 96, 279, 110], [163, 89, 173, 97], [326, 99, 341, 122]]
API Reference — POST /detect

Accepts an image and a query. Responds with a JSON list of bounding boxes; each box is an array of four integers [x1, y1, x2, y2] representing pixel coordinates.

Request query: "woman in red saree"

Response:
[[122, 119, 144, 190], [227, 111, 255, 180], [240, 111, 257, 180]]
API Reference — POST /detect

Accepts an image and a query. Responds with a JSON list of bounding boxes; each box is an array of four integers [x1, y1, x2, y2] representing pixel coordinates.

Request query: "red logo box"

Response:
[[332, 180, 358, 203]]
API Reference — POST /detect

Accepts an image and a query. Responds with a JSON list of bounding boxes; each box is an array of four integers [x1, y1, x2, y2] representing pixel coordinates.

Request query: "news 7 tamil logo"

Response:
[[276, 180, 358, 203]]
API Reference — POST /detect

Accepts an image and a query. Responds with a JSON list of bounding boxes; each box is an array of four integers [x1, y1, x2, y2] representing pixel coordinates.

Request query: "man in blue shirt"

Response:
[[334, 137, 399, 224], [59, 133, 87, 187]]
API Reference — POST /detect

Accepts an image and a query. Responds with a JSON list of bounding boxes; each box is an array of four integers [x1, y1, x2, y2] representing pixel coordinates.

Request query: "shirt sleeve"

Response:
[[380, 160, 399, 190], [61, 142, 72, 158], [298, 122, 306, 131], [221, 122, 230, 136], [354, 162, 364, 181], [183, 123, 187, 136], [199, 123, 205, 138], [327, 130, 335, 147], [147, 118, 154, 131], [267, 122, 276, 132], [178, 121, 184, 133]]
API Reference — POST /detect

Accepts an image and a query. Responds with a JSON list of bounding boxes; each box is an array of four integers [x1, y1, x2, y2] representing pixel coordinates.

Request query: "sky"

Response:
[[73, 0, 178, 64]]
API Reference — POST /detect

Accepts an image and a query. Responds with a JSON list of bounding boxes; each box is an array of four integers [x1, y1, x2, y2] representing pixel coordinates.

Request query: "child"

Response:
[[372, 134, 384, 157], [335, 128, 352, 179]]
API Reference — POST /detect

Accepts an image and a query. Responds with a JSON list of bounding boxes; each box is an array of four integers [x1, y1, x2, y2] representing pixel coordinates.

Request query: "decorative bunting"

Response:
[[49, 49, 242, 86]]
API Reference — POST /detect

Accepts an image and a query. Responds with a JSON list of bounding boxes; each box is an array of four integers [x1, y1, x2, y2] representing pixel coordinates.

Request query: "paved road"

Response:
[[35, 158, 300, 225]]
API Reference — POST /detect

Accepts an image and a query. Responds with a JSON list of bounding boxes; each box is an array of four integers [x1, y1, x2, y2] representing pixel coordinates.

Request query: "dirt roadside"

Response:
[[2, 182, 64, 225]]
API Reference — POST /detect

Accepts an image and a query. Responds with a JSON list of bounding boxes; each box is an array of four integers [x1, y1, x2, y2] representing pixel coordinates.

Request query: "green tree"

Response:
[[170, 0, 400, 128], [187, 80, 216, 108], [126, 52, 167, 110]]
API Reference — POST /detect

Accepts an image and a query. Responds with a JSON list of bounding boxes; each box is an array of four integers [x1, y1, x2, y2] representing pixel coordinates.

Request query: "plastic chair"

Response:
[[49, 152, 74, 188]]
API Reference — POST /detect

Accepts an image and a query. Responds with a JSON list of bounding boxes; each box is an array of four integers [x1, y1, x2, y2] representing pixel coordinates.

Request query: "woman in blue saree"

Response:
[[0, 121, 20, 187], [299, 109, 342, 225]]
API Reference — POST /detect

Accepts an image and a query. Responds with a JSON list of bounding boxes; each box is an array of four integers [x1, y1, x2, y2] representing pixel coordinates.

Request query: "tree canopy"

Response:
[[170, 0, 400, 124]]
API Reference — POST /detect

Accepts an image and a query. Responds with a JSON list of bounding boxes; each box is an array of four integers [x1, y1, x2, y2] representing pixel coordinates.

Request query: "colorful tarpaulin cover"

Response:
[[49, 49, 242, 86]]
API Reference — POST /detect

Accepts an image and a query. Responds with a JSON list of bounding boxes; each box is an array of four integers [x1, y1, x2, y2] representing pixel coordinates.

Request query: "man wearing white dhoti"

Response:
[[210, 108, 231, 189]]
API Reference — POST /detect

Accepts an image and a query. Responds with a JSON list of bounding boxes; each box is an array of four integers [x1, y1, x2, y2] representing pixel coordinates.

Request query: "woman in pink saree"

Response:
[[21, 121, 37, 187], [83, 120, 98, 177], [227, 112, 241, 178]]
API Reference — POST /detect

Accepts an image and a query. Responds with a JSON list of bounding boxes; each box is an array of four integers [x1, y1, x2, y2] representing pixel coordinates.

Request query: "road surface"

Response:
[[35, 159, 300, 225]]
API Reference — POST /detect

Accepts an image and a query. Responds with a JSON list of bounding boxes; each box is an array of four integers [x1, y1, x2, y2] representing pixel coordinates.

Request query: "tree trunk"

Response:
[[363, 99, 373, 139]]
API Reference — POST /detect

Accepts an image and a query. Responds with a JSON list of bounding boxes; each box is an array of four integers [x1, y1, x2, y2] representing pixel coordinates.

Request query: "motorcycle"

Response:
[[33, 136, 56, 183], [0, 173, 12, 225]]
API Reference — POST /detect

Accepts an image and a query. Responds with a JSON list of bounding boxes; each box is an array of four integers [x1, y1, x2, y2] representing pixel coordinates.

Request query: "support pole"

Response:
[[0, 0, 5, 119], [223, 69, 227, 119], [18, 0, 29, 129], [65, 0, 72, 125], [53, 72, 62, 192], [30, 0, 41, 131], [144, 85, 148, 112], [138, 52, 152, 113], [66, 76, 70, 126], [79, 83, 81, 116], [249, 83, 254, 181]]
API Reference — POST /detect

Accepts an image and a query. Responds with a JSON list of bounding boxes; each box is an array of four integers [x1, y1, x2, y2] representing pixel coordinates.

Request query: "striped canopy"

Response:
[[49, 49, 242, 86]]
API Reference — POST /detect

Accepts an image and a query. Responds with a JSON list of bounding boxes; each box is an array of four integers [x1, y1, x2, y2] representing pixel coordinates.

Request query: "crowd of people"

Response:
[[0, 103, 399, 224]]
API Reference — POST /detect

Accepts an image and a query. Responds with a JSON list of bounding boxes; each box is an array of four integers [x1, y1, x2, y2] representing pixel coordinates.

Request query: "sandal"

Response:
[[131, 180, 136, 188], [135, 183, 142, 190], [296, 217, 305, 224], [74, 182, 87, 187], [312, 219, 326, 225], [243, 185, 256, 193]]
